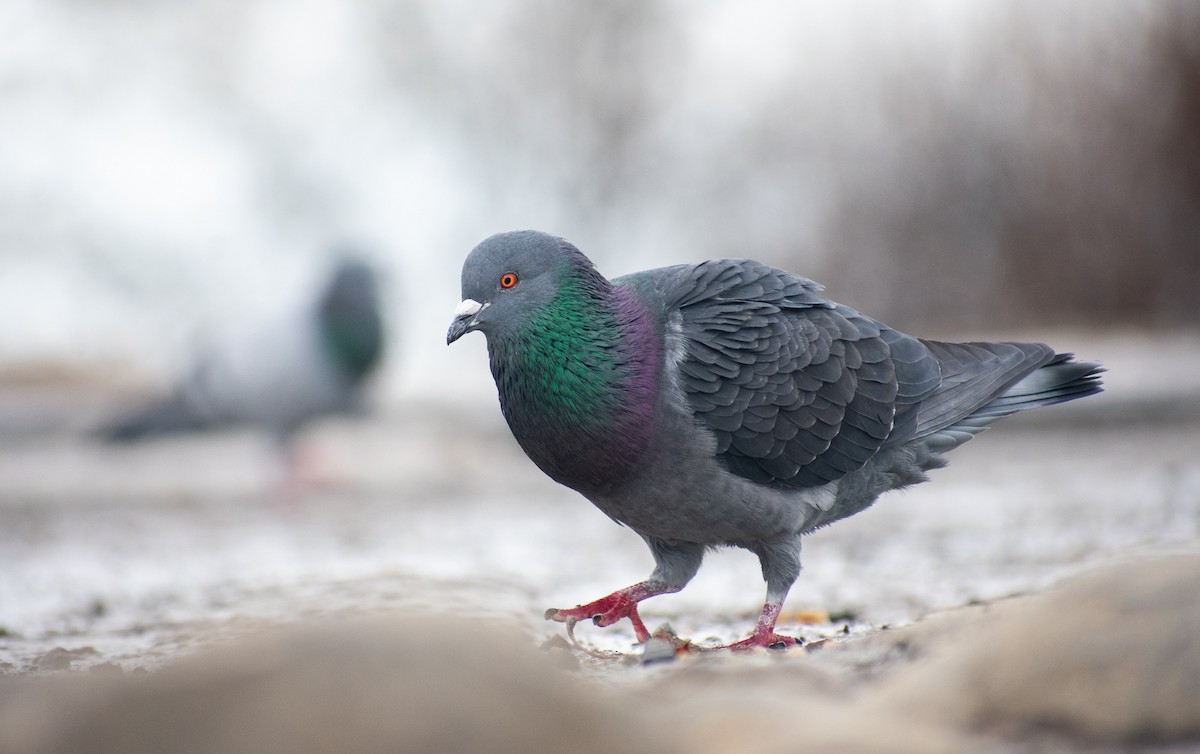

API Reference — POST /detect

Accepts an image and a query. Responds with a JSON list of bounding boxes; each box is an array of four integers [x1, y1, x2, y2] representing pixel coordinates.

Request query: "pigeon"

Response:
[[446, 230, 1102, 650], [100, 257, 385, 453]]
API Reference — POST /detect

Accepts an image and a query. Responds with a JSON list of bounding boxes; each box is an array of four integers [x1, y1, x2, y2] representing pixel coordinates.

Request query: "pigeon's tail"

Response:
[[927, 353, 1104, 451], [95, 394, 207, 442]]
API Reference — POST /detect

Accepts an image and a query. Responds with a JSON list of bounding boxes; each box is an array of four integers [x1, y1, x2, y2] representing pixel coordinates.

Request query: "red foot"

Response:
[[712, 601, 800, 651], [720, 630, 799, 651], [544, 581, 668, 643]]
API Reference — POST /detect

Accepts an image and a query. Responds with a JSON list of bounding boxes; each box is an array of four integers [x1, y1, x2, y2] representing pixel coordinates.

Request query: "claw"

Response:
[[545, 580, 676, 646], [706, 601, 802, 651], [547, 602, 650, 643], [562, 616, 624, 660], [718, 632, 800, 652]]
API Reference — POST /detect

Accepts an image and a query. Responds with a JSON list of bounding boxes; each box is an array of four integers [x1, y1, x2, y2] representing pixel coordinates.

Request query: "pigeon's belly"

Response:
[[591, 461, 837, 545], [586, 404, 840, 545]]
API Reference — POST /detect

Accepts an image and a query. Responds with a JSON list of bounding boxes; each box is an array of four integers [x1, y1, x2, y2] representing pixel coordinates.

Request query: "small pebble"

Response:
[[34, 648, 75, 672], [641, 636, 678, 665]]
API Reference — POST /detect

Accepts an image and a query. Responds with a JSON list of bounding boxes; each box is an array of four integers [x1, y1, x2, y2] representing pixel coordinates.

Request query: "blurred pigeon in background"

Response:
[[99, 257, 385, 471], [447, 230, 1102, 651]]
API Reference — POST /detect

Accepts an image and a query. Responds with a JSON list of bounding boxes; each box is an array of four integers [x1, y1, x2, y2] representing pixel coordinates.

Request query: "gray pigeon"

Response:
[[447, 230, 1102, 650], [100, 257, 385, 449]]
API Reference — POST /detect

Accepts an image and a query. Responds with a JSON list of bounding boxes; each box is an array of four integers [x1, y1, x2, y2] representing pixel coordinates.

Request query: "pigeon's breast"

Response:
[[490, 288, 662, 497]]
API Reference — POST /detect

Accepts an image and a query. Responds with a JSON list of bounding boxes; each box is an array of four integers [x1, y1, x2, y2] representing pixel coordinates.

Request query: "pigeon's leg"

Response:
[[721, 600, 798, 650], [545, 580, 667, 643], [271, 438, 327, 508], [720, 537, 803, 650], [546, 538, 704, 644]]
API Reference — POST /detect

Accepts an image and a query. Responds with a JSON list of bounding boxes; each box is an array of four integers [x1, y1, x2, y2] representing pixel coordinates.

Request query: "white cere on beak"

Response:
[[455, 299, 483, 317]]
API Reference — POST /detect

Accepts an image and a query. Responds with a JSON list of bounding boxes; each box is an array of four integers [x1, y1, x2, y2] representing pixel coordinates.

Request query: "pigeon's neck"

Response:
[[319, 299, 383, 382], [490, 272, 660, 495]]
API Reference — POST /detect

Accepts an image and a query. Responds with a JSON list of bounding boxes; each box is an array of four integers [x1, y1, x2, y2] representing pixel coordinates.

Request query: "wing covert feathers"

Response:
[[662, 259, 1100, 488]]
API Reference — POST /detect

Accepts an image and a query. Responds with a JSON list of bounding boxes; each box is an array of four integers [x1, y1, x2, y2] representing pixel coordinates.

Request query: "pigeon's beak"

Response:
[[446, 299, 485, 345]]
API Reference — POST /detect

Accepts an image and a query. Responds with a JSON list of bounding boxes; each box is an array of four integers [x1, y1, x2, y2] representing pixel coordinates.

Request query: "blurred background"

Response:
[[1, 0, 1198, 672], [3, 0, 1198, 395]]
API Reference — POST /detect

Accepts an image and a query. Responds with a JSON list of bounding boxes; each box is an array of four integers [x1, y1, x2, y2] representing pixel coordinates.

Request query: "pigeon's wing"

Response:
[[649, 259, 943, 488], [209, 308, 368, 437]]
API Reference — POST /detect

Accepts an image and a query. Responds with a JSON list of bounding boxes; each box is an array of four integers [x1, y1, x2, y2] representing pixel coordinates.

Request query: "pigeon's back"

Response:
[[620, 259, 1101, 497], [195, 307, 368, 436]]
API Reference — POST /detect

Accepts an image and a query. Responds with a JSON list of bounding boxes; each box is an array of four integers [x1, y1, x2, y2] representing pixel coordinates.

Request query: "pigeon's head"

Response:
[[447, 230, 600, 345], [322, 258, 379, 320]]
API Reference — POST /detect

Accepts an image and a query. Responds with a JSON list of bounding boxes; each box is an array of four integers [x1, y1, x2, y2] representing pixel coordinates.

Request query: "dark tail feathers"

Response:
[[928, 353, 1104, 450], [974, 353, 1103, 417], [95, 394, 206, 442]]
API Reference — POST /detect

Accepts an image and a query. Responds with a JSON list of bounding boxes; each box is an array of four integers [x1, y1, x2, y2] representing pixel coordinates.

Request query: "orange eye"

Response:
[[499, 272, 519, 289]]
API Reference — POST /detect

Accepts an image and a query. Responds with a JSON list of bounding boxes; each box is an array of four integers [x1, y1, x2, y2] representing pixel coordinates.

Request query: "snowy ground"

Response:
[[1, 334, 1197, 673]]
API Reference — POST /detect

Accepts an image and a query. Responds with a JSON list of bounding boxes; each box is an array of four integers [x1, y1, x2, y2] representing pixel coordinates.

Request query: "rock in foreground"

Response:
[[1, 556, 1198, 753]]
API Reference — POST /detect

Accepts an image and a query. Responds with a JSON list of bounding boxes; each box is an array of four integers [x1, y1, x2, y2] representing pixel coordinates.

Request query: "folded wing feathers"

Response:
[[673, 265, 897, 487], [668, 259, 829, 310], [665, 260, 1099, 490]]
